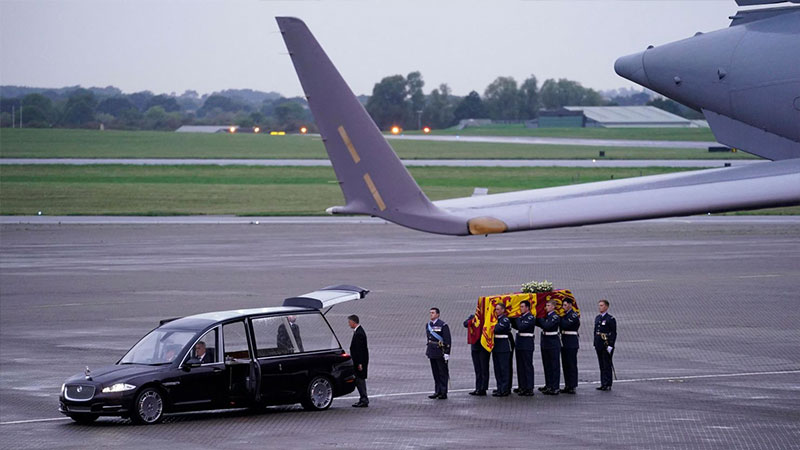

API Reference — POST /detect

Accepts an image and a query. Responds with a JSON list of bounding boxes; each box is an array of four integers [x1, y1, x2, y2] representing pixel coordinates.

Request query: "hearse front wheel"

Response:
[[131, 387, 165, 425]]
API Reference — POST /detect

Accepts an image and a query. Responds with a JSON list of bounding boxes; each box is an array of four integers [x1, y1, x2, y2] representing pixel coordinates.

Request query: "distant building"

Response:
[[175, 125, 237, 133], [530, 106, 706, 128]]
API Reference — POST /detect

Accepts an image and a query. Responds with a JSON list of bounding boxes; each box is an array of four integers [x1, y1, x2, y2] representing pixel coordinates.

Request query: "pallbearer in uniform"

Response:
[[491, 303, 513, 397], [426, 307, 451, 399], [463, 315, 490, 396], [537, 300, 561, 395], [594, 299, 617, 391], [559, 298, 580, 394], [511, 300, 535, 396]]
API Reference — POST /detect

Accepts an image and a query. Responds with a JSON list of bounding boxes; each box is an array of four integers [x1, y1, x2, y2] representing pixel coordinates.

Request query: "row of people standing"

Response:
[[463, 298, 616, 397]]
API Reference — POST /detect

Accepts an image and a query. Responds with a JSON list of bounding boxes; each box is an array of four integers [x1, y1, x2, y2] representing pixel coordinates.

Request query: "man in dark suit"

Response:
[[512, 300, 536, 396], [277, 315, 304, 353], [348, 314, 369, 407], [559, 298, 580, 394], [463, 314, 490, 396], [594, 299, 617, 391], [194, 341, 213, 364], [491, 303, 513, 397], [538, 300, 561, 395], [426, 307, 451, 399]]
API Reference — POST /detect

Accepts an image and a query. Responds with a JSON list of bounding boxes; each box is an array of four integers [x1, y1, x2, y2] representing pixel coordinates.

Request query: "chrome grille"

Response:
[[65, 384, 95, 401]]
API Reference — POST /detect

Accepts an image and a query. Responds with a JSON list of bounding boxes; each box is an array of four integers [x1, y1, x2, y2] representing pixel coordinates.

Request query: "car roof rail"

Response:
[[159, 317, 181, 326]]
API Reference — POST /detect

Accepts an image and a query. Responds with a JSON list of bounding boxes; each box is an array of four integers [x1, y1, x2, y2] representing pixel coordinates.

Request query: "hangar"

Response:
[[531, 106, 706, 128]]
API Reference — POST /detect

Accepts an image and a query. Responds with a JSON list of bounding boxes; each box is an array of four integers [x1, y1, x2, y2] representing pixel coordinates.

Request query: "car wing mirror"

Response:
[[183, 358, 202, 370]]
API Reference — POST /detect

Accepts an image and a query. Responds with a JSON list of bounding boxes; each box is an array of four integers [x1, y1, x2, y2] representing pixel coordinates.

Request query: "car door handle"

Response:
[[213, 367, 223, 373], [278, 363, 282, 371]]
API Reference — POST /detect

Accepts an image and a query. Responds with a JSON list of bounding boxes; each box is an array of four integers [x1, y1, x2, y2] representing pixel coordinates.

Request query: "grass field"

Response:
[[2, 165, 796, 216], [405, 123, 717, 141], [0, 129, 753, 160]]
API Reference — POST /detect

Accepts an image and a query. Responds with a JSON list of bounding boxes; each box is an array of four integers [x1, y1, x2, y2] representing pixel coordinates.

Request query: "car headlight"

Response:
[[101, 383, 136, 393]]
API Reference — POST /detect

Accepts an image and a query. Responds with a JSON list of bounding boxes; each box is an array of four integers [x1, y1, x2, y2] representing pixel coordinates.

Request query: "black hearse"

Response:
[[59, 285, 368, 424]]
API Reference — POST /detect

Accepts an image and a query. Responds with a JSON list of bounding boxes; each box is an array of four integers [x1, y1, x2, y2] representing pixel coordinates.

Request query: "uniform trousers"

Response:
[[429, 357, 449, 395]]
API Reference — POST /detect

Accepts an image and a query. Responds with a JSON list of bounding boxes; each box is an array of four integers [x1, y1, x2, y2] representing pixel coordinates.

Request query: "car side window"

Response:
[[193, 328, 218, 364], [292, 313, 340, 353], [252, 316, 296, 357], [223, 321, 249, 360]]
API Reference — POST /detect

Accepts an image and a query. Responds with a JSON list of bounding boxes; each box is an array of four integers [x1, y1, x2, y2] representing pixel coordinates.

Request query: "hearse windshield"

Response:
[[120, 329, 196, 365]]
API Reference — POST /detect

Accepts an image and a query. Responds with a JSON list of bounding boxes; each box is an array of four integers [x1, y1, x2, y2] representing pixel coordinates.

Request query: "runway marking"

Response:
[[611, 279, 655, 284], [479, 284, 520, 289], [4, 369, 798, 426], [736, 274, 781, 279]]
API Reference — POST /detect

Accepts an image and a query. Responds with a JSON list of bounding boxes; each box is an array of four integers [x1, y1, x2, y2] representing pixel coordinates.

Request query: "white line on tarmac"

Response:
[[4, 369, 798, 426], [0, 417, 71, 425], [736, 274, 781, 279]]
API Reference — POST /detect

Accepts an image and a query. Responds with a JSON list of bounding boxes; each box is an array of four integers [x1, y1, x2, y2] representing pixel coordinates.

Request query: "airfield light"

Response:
[[229, 126, 236, 133], [391, 126, 401, 135], [423, 126, 431, 134], [270, 131, 278, 136], [254, 127, 260, 133], [300, 126, 308, 134]]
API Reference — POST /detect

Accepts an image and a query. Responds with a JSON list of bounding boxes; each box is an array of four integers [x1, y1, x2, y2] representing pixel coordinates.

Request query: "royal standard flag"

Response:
[[473, 290, 577, 352]]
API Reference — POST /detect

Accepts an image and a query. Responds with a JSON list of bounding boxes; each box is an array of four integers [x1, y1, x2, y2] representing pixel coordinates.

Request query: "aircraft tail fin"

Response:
[[276, 17, 467, 235]]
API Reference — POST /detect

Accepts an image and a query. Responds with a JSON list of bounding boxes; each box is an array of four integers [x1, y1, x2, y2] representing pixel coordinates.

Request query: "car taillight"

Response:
[[341, 352, 350, 358]]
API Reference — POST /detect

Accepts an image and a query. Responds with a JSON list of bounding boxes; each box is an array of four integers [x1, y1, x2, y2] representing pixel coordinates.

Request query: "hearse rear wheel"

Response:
[[301, 376, 333, 411]]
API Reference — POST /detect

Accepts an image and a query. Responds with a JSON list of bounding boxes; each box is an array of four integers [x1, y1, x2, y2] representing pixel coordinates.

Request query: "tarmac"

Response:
[[1, 217, 798, 449], [0, 158, 758, 168]]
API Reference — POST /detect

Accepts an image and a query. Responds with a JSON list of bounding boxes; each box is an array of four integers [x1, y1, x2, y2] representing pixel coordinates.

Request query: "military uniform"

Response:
[[594, 312, 617, 390], [426, 318, 451, 398], [538, 311, 561, 394], [491, 314, 513, 396], [512, 312, 536, 395], [463, 316, 490, 395], [559, 309, 580, 393]]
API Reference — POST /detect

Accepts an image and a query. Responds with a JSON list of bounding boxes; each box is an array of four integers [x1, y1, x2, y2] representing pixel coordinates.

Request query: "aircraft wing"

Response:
[[276, 17, 800, 236]]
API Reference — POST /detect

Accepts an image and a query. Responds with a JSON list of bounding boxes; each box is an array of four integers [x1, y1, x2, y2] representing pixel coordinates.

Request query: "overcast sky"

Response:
[[1, 0, 738, 98]]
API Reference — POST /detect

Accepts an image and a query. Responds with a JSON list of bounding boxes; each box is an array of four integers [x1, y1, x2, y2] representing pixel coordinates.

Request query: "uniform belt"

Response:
[[543, 331, 559, 336], [561, 331, 578, 335], [495, 335, 509, 338], [518, 333, 534, 337], [427, 340, 441, 344]]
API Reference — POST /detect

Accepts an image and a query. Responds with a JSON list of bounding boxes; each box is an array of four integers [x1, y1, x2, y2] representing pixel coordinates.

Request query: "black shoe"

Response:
[[512, 387, 521, 393], [596, 385, 610, 391], [520, 390, 535, 397], [352, 402, 368, 407], [492, 389, 498, 394], [559, 388, 576, 394], [437, 394, 447, 399], [542, 388, 559, 395], [538, 386, 546, 392], [492, 391, 510, 397], [428, 393, 440, 399], [476, 390, 487, 396], [468, 390, 479, 396]]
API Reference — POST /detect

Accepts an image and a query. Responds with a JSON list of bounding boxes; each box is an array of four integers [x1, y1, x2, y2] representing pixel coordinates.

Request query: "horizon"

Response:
[[1, 1, 736, 98]]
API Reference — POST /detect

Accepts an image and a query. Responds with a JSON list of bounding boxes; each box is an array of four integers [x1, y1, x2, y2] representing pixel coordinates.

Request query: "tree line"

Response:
[[0, 74, 697, 132], [0, 87, 313, 132]]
